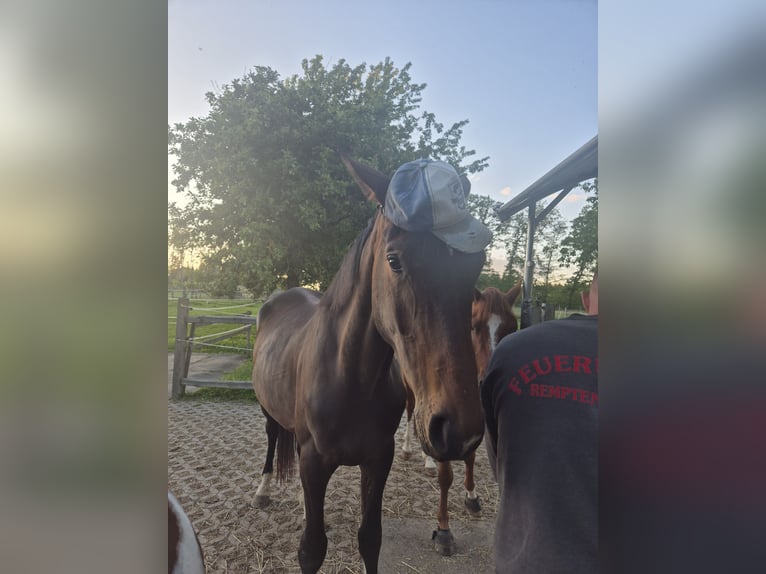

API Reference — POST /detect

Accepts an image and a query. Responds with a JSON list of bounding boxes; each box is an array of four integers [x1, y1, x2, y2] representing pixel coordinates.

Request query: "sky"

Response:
[[168, 0, 597, 222]]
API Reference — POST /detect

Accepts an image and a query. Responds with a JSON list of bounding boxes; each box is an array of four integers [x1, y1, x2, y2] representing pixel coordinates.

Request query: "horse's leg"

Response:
[[432, 461, 457, 556], [358, 438, 395, 574], [296, 442, 306, 520], [254, 409, 278, 507], [401, 388, 415, 460], [401, 412, 415, 460], [462, 450, 482, 516], [297, 441, 336, 574]]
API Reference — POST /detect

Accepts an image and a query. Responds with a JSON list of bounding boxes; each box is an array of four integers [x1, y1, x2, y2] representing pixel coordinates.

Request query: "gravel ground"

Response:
[[168, 399, 498, 573]]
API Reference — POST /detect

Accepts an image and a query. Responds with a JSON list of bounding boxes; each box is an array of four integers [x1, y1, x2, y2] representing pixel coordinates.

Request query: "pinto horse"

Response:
[[400, 283, 520, 555], [251, 157, 486, 574]]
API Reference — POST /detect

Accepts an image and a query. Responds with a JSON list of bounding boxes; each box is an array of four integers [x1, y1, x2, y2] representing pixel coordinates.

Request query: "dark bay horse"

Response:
[[251, 157, 486, 574], [168, 491, 205, 574], [401, 284, 520, 555]]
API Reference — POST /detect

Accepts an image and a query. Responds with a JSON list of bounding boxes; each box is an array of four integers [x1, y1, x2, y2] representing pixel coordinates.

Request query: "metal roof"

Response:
[[496, 135, 598, 221]]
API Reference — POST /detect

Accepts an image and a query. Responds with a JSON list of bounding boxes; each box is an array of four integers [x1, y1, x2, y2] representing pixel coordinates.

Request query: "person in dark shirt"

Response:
[[481, 273, 598, 573]]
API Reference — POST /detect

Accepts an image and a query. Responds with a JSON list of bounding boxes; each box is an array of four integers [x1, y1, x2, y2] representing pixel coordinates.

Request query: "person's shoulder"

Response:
[[565, 313, 598, 322], [494, 319, 556, 348], [562, 313, 598, 328], [518, 314, 596, 334], [495, 315, 595, 350]]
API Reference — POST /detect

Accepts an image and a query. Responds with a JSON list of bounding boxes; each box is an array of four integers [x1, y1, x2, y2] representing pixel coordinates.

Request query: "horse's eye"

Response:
[[386, 254, 403, 272]]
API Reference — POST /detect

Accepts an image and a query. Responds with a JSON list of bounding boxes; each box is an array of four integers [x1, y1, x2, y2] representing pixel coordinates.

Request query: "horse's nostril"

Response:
[[428, 413, 451, 458]]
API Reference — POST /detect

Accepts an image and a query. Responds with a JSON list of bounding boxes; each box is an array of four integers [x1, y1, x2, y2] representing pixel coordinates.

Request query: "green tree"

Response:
[[168, 56, 488, 294], [535, 208, 567, 301], [499, 202, 566, 291], [559, 179, 598, 306], [466, 193, 509, 273], [168, 201, 201, 281], [501, 211, 528, 286]]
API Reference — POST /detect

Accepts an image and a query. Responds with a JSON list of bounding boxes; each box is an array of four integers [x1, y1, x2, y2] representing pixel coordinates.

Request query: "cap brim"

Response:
[[431, 215, 492, 253]]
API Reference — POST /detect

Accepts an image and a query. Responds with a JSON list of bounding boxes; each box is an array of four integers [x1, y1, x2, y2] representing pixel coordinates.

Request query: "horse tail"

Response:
[[275, 424, 296, 483]]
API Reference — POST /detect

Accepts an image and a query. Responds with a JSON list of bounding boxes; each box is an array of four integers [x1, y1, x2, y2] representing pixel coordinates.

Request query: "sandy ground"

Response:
[[168, 396, 498, 573]]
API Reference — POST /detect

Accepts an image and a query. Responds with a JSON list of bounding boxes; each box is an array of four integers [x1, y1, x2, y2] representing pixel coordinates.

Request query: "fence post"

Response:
[[183, 322, 196, 380], [171, 297, 189, 399]]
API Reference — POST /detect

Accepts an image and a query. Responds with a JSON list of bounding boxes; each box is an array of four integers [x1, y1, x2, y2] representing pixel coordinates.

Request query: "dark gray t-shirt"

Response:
[[481, 314, 598, 574]]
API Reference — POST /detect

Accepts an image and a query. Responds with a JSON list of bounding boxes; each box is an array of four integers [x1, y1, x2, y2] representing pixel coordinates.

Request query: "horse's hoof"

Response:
[[464, 495, 482, 517], [424, 466, 437, 477], [432, 529, 457, 556], [254, 494, 271, 508]]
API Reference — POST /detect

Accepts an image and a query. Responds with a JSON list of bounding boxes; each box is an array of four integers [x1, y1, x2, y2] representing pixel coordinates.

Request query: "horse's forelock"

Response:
[[479, 287, 513, 316]]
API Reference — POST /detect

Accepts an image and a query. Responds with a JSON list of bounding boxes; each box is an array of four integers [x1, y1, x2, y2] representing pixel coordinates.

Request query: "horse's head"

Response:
[[343, 157, 489, 462], [471, 284, 520, 380]]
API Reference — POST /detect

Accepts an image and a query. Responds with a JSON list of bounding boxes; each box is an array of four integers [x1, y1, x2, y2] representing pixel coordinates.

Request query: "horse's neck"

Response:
[[319, 226, 392, 385], [336, 307, 392, 385]]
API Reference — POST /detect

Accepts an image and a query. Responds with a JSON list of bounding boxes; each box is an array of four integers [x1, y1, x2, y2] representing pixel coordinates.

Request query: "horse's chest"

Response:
[[303, 384, 404, 461]]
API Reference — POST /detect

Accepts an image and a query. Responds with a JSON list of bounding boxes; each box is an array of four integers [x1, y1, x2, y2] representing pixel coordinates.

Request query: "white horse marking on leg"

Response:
[[255, 472, 272, 498]]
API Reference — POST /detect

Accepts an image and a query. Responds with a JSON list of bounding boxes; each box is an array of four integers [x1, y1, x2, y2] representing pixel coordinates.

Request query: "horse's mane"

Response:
[[320, 211, 378, 311]]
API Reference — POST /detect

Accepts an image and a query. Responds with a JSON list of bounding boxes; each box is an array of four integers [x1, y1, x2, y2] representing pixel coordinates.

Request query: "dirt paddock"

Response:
[[168, 399, 499, 573]]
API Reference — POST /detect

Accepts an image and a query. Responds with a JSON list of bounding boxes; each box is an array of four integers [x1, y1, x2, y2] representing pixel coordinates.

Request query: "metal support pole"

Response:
[[520, 203, 537, 329]]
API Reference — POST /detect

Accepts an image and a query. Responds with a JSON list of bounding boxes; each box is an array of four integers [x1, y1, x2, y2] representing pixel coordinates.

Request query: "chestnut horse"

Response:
[[251, 158, 486, 574], [400, 284, 520, 555]]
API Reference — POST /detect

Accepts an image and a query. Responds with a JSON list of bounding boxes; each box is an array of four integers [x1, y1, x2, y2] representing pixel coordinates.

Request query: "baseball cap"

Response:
[[384, 159, 492, 253]]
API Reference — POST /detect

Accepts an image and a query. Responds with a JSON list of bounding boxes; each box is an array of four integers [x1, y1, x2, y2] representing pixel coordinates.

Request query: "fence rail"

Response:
[[170, 297, 258, 398]]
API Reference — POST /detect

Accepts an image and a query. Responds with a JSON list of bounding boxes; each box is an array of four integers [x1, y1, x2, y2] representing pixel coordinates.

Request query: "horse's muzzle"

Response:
[[426, 412, 483, 462]]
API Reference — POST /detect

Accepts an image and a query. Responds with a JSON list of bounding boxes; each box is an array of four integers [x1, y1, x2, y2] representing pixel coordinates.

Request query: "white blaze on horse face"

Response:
[[487, 313, 502, 353]]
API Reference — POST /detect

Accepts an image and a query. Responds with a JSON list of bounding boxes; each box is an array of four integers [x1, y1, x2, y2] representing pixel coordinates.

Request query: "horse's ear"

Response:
[[506, 282, 522, 305], [459, 174, 471, 197], [341, 156, 389, 205], [473, 288, 482, 302]]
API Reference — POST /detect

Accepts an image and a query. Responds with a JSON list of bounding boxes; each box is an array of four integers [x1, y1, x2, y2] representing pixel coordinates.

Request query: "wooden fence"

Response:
[[170, 297, 258, 398]]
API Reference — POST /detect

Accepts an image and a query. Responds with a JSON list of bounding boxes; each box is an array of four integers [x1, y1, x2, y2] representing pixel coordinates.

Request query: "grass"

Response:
[[168, 298, 262, 354], [222, 359, 254, 381]]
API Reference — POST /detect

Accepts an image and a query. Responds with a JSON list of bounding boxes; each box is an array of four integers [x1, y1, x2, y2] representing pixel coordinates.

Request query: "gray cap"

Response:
[[384, 159, 492, 253]]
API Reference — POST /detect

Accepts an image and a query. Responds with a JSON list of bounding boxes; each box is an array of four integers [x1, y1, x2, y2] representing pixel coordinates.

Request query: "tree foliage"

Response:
[[465, 193, 508, 273], [535, 209, 568, 301], [559, 179, 598, 305], [168, 55, 488, 294], [466, 193, 569, 301]]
